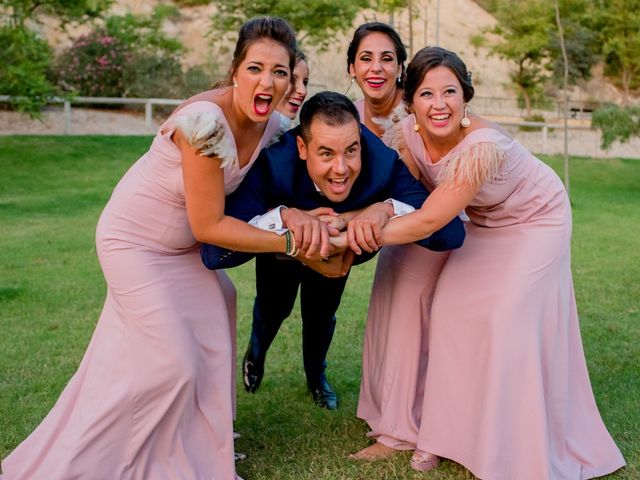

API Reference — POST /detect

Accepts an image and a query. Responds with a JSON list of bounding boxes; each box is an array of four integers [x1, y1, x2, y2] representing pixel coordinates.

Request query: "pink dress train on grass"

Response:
[[399, 118, 624, 479], [1, 101, 280, 480]]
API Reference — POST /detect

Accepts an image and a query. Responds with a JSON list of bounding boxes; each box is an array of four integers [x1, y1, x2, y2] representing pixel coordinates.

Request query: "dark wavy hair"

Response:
[[403, 46, 474, 107], [346, 22, 407, 88], [222, 17, 297, 87], [299, 91, 360, 143]]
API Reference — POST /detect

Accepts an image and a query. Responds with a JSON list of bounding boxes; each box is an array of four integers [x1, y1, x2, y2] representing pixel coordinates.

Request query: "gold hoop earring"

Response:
[[412, 113, 420, 132], [461, 105, 471, 128]]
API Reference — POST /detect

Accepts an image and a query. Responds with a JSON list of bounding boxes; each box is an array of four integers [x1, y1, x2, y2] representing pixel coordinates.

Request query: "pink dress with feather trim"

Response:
[[1, 100, 281, 480], [400, 117, 624, 479]]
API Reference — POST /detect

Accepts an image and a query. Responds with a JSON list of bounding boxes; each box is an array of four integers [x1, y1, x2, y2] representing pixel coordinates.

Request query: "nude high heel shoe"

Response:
[[410, 450, 440, 472]]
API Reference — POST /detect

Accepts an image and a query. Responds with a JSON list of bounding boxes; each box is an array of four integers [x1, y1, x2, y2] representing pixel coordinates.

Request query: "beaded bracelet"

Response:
[[284, 230, 299, 257]]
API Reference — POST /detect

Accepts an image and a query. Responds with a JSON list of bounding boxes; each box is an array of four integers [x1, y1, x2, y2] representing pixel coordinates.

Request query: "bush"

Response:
[[53, 31, 130, 97], [592, 104, 640, 149], [0, 25, 56, 117], [51, 7, 217, 100], [518, 113, 548, 132]]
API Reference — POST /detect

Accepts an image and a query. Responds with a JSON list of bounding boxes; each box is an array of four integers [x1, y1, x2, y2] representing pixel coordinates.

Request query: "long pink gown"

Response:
[[355, 98, 449, 450], [1, 101, 280, 480], [404, 117, 624, 478]]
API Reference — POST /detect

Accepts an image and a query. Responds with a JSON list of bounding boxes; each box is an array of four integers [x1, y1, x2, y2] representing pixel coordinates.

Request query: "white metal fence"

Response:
[[2, 94, 638, 159], [0, 95, 183, 134]]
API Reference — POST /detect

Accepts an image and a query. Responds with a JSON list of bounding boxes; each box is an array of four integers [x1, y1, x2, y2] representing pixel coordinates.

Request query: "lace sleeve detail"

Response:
[[173, 111, 237, 169], [437, 141, 507, 188]]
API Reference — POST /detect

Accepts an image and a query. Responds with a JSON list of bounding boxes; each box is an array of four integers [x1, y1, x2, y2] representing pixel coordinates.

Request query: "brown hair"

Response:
[[221, 17, 297, 87], [346, 22, 407, 88], [403, 46, 474, 107]]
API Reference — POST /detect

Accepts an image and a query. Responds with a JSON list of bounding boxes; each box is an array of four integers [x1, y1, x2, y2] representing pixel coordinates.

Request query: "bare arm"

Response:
[[177, 129, 288, 253], [381, 180, 478, 246]]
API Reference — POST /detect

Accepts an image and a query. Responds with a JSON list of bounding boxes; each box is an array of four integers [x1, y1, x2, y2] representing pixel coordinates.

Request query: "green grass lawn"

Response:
[[1, 136, 638, 479]]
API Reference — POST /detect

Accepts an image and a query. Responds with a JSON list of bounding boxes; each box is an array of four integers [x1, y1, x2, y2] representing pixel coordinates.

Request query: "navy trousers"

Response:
[[249, 253, 350, 385]]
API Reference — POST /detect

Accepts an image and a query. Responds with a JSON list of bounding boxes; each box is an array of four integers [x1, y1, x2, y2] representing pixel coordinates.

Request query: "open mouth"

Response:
[[254, 93, 273, 116], [429, 113, 451, 126], [365, 78, 385, 89], [287, 97, 303, 112], [328, 177, 349, 194]]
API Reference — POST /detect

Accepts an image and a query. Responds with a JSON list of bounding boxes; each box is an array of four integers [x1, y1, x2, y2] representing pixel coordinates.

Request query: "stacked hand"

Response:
[[281, 202, 394, 278]]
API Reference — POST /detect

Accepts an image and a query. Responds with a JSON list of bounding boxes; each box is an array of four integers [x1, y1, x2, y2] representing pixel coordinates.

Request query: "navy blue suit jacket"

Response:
[[201, 125, 465, 269]]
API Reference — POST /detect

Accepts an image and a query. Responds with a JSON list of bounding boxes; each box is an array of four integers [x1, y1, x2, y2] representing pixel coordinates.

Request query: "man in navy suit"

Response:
[[201, 92, 465, 409]]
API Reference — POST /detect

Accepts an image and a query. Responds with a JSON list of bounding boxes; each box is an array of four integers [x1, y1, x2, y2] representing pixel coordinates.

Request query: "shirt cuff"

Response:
[[248, 206, 288, 234], [385, 198, 416, 218]]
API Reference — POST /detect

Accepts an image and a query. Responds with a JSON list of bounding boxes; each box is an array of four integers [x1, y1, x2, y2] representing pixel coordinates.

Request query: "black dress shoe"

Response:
[[308, 377, 338, 410], [242, 343, 264, 393]]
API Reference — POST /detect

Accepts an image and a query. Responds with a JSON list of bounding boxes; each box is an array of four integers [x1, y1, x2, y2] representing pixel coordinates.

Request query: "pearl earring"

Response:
[[461, 105, 471, 128], [351, 76, 355, 83], [233, 81, 238, 88], [412, 113, 420, 132]]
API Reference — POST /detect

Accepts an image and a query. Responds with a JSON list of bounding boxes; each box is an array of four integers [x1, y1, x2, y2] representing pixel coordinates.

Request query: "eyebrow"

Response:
[[358, 49, 396, 56], [247, 61, 289, 69], [419, 84, 458, 90], [316, 139, 359, 153], [317, 145, 335, 153]]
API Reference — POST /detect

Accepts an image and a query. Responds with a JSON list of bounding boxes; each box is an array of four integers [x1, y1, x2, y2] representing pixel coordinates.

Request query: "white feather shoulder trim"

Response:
[[438, 142, 507, 188], [383, 121, 410, 158], [266, 112, 291, 147], [173, 111, 237, 169], [372, 102, 409, 141]]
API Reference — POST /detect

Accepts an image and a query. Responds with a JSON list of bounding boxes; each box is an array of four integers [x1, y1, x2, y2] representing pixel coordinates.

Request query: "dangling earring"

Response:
[[396, 75, 402, 84], [344, 76, 356, 95], [461, 104, 471, 128], [412, 113, 420, 132]]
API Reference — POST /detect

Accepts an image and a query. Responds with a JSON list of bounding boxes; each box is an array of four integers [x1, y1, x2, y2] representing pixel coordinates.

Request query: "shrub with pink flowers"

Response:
[[52, 8, 213, 99], [54, 30, 130, 97]]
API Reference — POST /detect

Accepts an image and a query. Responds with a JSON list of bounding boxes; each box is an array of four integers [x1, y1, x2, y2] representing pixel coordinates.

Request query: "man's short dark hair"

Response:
[[299, 91, 360, 143]]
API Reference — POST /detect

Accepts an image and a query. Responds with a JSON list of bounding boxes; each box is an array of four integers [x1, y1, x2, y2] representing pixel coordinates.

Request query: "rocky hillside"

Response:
[[33, 0, 624, 109]]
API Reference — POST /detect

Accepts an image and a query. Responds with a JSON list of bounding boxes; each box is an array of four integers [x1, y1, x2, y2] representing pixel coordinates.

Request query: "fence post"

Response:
[[145, 101, 152, 128], [542, 125, 548, 154], [63, 100, 71, 135]]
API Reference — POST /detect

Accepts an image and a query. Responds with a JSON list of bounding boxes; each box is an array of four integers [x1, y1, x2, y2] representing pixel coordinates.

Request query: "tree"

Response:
[[0, 0, 112, 117], [589, 0, 640, 105], [0, 24, 55, 115], [0, 0, 111, 27], [553, 0, 570, 195], [547, 8, 599, 87], [208, 0, 370, 49], [488, 0, 552, 116], [592, 104, 640, 149], [374, 0, 416, 57]]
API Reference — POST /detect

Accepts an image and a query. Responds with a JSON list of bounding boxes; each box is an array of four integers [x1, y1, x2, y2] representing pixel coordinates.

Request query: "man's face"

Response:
[[296, 117, 362, 203]]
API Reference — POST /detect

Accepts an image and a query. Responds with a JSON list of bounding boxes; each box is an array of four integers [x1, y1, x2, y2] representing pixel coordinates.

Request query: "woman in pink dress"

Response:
[[276, 49, 309, 127], [0, 17, 335, 480], [346, 46, 625, 479], [348, 23, 451, 461]]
